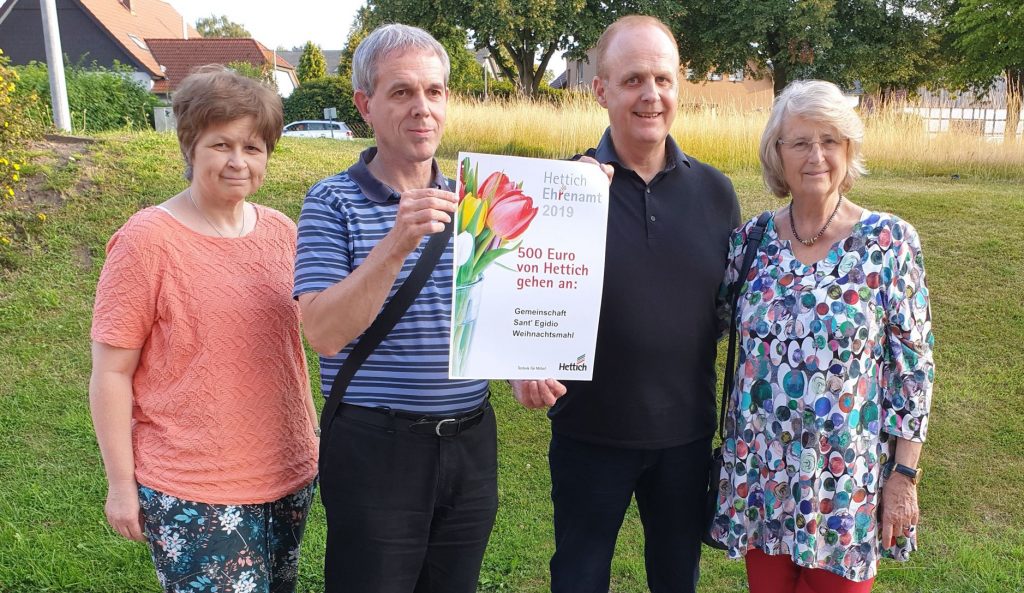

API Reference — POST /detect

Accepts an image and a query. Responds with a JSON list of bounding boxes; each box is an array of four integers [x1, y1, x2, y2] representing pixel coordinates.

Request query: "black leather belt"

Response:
[[338, 402, 488, 437]]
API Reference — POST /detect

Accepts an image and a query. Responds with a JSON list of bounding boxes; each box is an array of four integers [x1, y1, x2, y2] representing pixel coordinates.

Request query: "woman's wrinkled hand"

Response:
[[105, 480, 146, 542], [880, 474, 919, 548]]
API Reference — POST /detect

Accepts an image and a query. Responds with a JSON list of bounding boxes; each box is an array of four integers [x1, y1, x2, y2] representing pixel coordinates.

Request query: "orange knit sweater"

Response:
[[91, 205, 317, 504]]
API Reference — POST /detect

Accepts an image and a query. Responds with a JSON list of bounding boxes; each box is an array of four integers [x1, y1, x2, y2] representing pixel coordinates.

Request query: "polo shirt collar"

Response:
[[347, 146, 448, 203], [593, 127, 691, 173]]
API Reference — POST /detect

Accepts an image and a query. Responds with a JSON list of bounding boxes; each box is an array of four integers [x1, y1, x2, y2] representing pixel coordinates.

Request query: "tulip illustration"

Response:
[[459, 157, 474, 202], [478, 171, 518, 203], [455, 231, 474, 267], [459, 192, 488, 236], [452, 157, 542, 376], [487, 189, 538, 241]]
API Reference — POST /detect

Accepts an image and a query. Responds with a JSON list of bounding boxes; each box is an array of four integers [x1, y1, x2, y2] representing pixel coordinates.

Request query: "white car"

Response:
[[282, 120, 354, 140]]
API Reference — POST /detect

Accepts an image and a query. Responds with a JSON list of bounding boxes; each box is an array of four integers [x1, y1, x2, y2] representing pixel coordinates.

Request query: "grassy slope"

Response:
[[1, 133, 1022, 592]]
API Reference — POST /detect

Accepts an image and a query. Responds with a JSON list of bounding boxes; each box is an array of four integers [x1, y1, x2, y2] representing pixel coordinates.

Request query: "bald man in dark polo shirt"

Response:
[[510, 15, 741, 593]]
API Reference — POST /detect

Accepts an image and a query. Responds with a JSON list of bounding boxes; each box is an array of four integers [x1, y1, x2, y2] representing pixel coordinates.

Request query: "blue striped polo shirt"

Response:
[[294, 147, 488, 414]]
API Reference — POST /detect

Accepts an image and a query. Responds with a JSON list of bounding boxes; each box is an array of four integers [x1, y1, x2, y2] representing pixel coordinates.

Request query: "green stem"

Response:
[[471, 229, 494, 270]]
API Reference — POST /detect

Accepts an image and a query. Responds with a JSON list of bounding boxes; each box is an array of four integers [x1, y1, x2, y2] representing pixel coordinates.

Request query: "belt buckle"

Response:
[[435, 418, 457, 436]]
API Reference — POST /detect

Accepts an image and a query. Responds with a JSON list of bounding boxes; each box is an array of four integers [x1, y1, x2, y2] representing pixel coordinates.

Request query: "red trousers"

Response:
[[745, 549, 875, 593]]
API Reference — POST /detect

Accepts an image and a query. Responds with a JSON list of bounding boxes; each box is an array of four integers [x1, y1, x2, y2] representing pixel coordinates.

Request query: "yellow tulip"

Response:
[[459, 192, 488, 236]]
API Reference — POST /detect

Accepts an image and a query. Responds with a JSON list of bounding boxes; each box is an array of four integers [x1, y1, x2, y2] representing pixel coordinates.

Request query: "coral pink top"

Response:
[[91, 205, 317, 504]]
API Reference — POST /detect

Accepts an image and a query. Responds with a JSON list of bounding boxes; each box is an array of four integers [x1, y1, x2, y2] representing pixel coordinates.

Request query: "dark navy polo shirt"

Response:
[[549, 129, 742, 448]]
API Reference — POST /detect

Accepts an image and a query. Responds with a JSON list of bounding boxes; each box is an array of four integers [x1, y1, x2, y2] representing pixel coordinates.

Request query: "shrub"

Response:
[[14, 60, 159, 132], [1, 47, 45, 263], [1, 51, 24, 205], [458, 79, 515, 100], [283, 76, 366, 136], [457, 81, 565, 103], [533, 85, 566, 103], [226, 61, 277, 90]]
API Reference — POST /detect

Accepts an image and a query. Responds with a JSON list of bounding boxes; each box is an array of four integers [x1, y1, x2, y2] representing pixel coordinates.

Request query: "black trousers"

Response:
[[319, 403, 499, 593], [548, 433, 713, 593]]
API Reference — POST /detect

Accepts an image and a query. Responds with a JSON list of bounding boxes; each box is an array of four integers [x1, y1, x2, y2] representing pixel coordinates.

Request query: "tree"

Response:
[[949, 0, 1024, 142], [226, 61, 277, 90], [339, 3, 483, 93], [337, 6, 375, 82], [297, 41, 328, 82], [672, 0, 952, 98], [808, 0, 946, 100], [195, 14, 251, 38], [674, 0, 835, 96], [450, 0, 589, 96], [451, 0, 668, 96], [437, 27, 485, 91], [362, 0, 651, 97]]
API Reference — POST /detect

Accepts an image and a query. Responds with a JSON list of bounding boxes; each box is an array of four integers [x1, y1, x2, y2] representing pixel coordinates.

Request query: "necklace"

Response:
[[187, 188, 245, 238], [789, 194, 843, 246]]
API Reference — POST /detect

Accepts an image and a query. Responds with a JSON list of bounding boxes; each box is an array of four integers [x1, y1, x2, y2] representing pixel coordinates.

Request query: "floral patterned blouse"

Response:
[[711, 209, 934, 582]]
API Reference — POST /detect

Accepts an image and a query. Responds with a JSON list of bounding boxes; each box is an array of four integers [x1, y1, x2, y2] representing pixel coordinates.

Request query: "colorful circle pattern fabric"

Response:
[[711, 210, 934, 583]]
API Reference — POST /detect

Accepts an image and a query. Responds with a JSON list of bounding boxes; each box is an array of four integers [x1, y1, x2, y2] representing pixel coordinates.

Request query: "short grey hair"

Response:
[[759, 80, 868, 197], [351, 24, 450, 95]]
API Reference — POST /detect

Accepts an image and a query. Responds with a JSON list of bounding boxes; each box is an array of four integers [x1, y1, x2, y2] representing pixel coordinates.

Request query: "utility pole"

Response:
[[40, 0, 72, 132], [481, 49, 490, 102]]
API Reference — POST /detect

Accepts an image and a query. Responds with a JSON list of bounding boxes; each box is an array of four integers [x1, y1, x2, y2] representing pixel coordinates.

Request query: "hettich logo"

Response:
[[558, 353, 587, 372]]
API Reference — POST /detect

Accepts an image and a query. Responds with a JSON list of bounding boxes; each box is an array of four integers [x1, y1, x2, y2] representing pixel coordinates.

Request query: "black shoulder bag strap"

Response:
[[319, 219, 454, 437], [717, 211, 772, 437]]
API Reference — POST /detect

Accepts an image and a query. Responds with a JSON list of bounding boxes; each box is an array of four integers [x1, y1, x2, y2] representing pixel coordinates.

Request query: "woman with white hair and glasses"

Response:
[[710, 80, 934, 593]]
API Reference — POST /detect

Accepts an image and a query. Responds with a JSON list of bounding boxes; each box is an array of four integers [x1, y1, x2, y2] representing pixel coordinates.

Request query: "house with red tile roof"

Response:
[[147, 38, 297, 96], [0, 0, 296, 97]]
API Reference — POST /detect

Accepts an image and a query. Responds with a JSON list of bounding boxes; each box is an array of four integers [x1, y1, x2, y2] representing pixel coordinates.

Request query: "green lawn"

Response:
[[1, 133, 1022, 593]]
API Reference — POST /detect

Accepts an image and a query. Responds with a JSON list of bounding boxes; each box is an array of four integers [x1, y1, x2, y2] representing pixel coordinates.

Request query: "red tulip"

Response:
[[478, 171, 519, 204], [486, 186, 538, 240]]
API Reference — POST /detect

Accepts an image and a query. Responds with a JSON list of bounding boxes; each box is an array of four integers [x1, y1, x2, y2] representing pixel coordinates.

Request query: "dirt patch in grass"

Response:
[[15, 135, 95, 207], [1, 135, 97, 272], [72, 244, 93, 271]]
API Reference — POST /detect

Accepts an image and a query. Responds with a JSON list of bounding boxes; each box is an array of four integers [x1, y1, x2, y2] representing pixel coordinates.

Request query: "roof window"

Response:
[[128, 34, 148, 50]]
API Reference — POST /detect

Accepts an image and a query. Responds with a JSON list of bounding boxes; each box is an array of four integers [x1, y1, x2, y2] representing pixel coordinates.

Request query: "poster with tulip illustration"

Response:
[[449, 152, 609, 380]]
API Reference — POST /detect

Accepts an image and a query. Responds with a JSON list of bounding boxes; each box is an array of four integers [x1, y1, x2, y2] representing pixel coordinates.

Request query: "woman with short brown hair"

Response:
[[89, 66, 317, 593]]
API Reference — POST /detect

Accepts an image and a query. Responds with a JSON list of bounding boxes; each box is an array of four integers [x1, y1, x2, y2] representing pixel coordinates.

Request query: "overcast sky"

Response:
[[166, 0, 362, 51]]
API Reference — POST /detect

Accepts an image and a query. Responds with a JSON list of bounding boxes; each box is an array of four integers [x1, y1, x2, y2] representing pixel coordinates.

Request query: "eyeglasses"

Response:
[[777, 136, 846, 155]]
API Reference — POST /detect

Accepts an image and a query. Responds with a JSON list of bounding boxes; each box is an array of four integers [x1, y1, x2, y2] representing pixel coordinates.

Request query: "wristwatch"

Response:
[[892, 463, 922, 485]]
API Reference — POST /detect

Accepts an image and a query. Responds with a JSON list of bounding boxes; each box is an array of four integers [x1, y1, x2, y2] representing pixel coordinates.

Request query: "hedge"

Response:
[[14, 61, 158, 131]]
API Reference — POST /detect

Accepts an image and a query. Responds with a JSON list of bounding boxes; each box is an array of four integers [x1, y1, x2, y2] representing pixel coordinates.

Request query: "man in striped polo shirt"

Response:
[[293, 24, 496, 593]]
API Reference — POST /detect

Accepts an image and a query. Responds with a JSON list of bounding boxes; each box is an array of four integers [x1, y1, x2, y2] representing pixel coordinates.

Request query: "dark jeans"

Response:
[[548, 433, 713, 593], [319, 402, 499, 593]]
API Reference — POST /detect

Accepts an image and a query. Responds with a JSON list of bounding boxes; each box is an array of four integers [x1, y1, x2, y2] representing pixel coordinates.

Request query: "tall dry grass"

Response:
[[441, 93, 607, 160], [443, 95, 1024, 180]]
